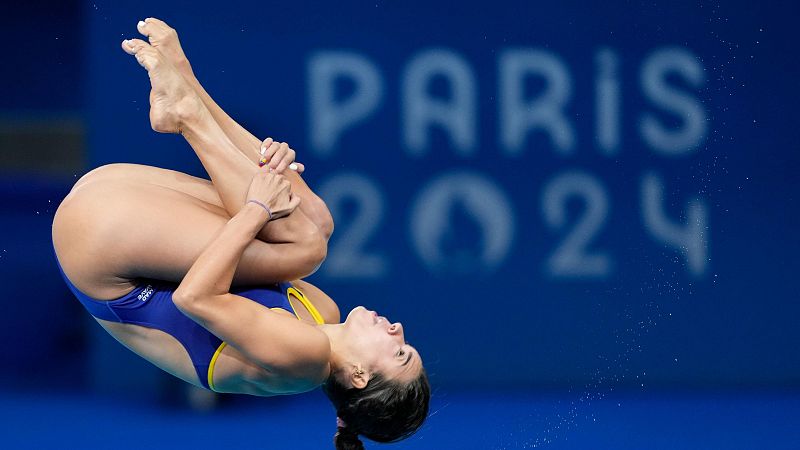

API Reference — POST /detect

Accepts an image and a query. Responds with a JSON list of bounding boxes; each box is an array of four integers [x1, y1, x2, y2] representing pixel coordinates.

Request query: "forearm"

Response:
[[175, 203, 266, 298], [171, 201, 330, 380]]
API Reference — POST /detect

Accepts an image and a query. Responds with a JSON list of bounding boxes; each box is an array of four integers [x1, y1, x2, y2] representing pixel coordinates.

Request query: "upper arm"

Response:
[[173, 291, 331, 381]]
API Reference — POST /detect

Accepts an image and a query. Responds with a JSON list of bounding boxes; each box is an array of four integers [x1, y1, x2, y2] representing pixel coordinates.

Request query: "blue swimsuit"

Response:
[[54, 254, 324, 391]]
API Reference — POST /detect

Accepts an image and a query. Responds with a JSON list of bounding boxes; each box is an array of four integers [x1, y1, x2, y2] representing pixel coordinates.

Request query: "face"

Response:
[[341, 306, 422, 383]]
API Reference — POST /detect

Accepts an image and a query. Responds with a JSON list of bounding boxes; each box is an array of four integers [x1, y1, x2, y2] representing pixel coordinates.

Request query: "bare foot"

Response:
[[136, 18, 194, 79], [121, 38, 203, 134]]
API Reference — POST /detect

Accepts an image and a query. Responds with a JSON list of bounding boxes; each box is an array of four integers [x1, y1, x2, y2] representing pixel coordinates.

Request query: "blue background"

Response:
[[1, 0, 798, 448]]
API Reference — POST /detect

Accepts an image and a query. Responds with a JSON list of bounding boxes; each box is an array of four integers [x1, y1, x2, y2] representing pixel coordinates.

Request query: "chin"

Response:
[[344, 305, 367, 324]]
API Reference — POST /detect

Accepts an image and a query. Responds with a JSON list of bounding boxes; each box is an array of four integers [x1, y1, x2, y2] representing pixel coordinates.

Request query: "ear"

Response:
[[350, 367, 370, 390]]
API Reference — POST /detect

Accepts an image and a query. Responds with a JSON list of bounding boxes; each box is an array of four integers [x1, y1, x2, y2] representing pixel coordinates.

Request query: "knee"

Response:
[[291, 227, 328, 279], [302, 228, 328, 276], [305, 196, 335, 240]]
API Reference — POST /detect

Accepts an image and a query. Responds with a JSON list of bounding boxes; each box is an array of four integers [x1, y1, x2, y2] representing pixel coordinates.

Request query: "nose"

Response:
[[389, 322, 404, 337]]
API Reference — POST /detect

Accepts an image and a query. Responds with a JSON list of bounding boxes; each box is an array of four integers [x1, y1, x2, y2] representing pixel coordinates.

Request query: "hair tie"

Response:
[[246, 199, 273, 221], [336, 417, 347, 429]]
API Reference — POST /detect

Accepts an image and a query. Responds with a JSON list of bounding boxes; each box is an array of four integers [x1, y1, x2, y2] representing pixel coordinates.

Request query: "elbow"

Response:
[[172, 288, 200, 311]]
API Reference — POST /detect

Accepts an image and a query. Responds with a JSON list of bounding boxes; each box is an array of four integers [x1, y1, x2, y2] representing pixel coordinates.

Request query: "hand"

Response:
[[245, 171, 301, 220], [260, 138, 305, 174]]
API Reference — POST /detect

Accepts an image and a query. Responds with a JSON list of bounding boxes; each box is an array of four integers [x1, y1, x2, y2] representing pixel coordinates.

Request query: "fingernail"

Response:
[[138, 20, 146, 28], [289, 163, 298, 171]]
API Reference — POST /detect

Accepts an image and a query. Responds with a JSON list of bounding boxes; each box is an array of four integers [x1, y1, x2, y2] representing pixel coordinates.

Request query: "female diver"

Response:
[[51, 18, 429, 450]]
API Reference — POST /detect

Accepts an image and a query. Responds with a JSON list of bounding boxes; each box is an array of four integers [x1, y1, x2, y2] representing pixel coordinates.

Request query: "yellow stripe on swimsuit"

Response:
[[206, 283, 325, 392]]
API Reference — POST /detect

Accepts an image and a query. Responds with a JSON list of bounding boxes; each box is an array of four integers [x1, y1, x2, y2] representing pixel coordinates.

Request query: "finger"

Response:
[[288, 194, 302, 212], [277, 177, 291, 192], [260, 137, 273, 155], [258, 138, 273, 167], [269, 144, 289, 171], [275, 149, 295, 173], [262, 141, 281, 167], [264, 141, 281, 160], [269, 143, 290, 170]]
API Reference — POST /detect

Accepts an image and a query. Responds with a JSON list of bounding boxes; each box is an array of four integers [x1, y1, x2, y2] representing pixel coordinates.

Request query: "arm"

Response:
[[173, 174, 330, 385]]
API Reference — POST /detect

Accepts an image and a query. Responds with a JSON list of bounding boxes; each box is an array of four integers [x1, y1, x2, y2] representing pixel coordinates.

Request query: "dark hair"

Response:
[[323, 368, 430, 450]]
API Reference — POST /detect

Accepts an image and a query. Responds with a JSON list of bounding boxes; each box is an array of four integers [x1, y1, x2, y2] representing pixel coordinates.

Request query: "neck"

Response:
[[317, 323, 348, 374]]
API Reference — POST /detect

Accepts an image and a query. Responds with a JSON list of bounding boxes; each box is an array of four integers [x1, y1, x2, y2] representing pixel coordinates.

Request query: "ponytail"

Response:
[[334, 425, 364, 450]]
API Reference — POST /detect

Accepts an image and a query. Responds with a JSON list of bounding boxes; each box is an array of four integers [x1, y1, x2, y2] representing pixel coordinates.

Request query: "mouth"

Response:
[[369, 310, 390, 326]]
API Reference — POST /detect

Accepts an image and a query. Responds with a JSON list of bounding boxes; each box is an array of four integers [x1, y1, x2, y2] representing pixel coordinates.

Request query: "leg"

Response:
[[135, 19, 333, 238], [53, 176, 321, 300], [121, 38, 321, 249], [73, 163, 225, 209]]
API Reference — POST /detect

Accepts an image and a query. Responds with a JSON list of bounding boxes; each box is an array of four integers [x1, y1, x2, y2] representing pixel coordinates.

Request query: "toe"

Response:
[[145, 17, 169, 28], [121, 39, 136, 55], [137, 20, 151, 37], [123, 39, 159, 69], [127, 38, 150, 53], [142, 17, 174, 37]]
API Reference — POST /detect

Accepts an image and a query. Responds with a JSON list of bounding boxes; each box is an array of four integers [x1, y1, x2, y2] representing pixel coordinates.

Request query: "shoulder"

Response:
[[290, 279, 341, 324]]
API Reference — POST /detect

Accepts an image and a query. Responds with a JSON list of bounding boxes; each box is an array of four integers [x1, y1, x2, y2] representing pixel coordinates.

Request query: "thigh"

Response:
[[78, 163, 332, 239], [74, 163, 225, 210], [53, 178, 312, 300]]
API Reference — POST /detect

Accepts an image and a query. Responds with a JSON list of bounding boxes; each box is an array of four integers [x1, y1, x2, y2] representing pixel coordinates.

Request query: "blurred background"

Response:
[[1, 0, 798, 448]]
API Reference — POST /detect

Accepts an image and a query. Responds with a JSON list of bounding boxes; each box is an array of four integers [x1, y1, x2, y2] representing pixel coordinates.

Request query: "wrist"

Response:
[[223, 204, 267, 240], [246, 199, 273, 221], [241, 202, 271, 231]]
